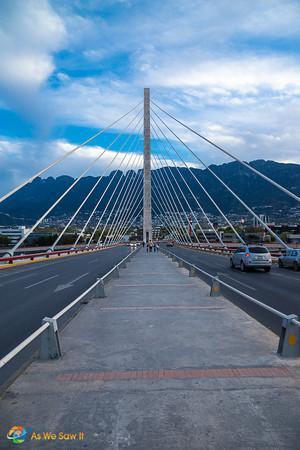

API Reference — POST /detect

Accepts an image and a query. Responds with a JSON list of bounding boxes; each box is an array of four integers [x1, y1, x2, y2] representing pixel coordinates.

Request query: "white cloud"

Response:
[[0, 0, 66, 89], [2, 0, 300, 188], [0, 134, 202, 196], [141, 56, 300, 95], [83, 49, 106, 61], [48, 77, 141, 128]]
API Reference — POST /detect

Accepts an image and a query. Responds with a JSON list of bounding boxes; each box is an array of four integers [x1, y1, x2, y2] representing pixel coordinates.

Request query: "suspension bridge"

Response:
[[1, 88, 299, 258], [1, 88, 300, 449]]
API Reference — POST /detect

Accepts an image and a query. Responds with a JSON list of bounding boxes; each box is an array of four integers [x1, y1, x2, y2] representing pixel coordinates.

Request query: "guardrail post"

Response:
[[113, 266, 119, 279], [277, 315, 300, 358], [121, 260, 127, 269], [210, 276, 221, 297], [172, 255, 177, 262], [178, 259, 183, 268], [40, 317, 62, 360], [95, 278, 105, 298], [189, 266, 196, 277]]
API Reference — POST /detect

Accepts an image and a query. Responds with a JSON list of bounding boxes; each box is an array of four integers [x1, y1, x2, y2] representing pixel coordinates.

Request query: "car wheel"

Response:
[[264, 267, 271, 273], [230, 258, 235, 269], [240, 261, 246, 272], [293, 262, 299, 271], [278, 259, 283, 268]]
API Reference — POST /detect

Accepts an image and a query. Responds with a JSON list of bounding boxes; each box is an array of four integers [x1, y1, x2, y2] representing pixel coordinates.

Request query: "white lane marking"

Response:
[[218, 273, 256, 291], [0, 272, 41, 287], [54, 272, 89, 292], [0, 259, 67, 278], [24, 275, 59, 290], [272, 272, 300, 282], [70, 272, 89, 283]]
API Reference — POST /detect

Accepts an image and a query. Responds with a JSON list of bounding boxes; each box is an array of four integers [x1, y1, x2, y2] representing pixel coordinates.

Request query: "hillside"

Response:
[[0, 160, 299, 224]]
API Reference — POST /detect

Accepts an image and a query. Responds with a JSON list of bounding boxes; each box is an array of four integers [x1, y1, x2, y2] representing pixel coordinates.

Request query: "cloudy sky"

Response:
[[1, 0, 300, 195]]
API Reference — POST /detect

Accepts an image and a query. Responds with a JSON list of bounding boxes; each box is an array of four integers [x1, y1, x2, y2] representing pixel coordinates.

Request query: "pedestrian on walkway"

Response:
[[153, 242, 156, 253], [146, 242, 149, 253], [142, 241, 145, 248], [149, 241, 153, 253], [156, 243, 160, 252]]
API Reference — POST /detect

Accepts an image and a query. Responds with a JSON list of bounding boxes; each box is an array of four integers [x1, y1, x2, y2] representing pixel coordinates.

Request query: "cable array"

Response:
[[7, 106, 143, 254], [3, 91, 298, 253], [150, 101, 295, 249]]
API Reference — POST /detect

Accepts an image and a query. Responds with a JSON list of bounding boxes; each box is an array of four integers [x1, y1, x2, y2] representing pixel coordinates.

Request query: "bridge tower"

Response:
[[143, 87, 152, 242]]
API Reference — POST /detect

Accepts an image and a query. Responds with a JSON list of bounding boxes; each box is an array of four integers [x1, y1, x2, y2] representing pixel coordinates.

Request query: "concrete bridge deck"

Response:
[[1, 249, 300, 449]]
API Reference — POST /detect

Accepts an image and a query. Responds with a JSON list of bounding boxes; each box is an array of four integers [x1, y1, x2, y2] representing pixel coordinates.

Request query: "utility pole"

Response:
[[143, 87, 152, 242]]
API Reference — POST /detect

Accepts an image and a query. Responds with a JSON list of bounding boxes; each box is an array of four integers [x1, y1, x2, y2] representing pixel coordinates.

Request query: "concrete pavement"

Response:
[[1, 249, 300, 449]]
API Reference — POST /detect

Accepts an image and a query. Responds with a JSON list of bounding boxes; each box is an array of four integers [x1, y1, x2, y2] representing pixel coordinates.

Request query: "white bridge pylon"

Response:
[[143, 87, 152, 243]]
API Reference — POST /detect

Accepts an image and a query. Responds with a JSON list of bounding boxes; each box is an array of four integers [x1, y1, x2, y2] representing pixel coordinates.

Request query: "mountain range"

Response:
[[1, 159, 300, 225]]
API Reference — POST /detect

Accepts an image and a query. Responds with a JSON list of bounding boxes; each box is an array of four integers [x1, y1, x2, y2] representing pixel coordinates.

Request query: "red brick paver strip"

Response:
[[56, 366, 290, 382], [115, 284, 195, 287], [100, 306, 224, 311]]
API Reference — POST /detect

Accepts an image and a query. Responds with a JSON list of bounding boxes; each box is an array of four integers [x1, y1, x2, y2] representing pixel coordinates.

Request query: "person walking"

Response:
[[156, 242, 160, 253]]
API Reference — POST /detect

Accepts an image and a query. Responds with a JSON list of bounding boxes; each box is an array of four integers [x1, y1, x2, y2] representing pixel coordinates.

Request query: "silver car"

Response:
[[230, 245, 272, 272], [278, 249, 300, 271]]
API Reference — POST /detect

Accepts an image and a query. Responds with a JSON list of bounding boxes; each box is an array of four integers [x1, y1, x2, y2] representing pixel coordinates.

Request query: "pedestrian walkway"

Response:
[[1, 250, 300, 449]]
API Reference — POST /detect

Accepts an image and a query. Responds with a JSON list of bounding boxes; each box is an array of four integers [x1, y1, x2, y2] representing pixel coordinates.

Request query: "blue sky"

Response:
[[1, 0, 300, 195]]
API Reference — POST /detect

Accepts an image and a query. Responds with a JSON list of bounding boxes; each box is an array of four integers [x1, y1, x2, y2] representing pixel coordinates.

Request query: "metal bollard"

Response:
[[189, 266, 196, 277], [113, 266, 119, 279], [40, 317, 62, 360], [172, 256, 177, 262], [277, 315, 300, 357], [95, 278, 105, 298], [178, 260, 183, 268], [210, 276, 221, 297]]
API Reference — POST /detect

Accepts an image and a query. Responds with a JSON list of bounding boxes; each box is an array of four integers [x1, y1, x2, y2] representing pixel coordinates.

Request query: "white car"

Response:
[[230, 245, 272, 272]]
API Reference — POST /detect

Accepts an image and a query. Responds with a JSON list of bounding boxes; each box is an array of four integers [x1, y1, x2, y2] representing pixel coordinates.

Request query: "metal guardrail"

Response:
[[176, 243, 283, 259], [0, 323, 50, 369], [0, 245, 140, 369], [0, 243, 123, 265], [162, 247, 300, 358]]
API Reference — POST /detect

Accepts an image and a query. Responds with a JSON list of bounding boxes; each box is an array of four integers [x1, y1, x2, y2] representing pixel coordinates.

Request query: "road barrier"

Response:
[[0, 243, 123, 265], [0, 245, 140, 370], [161, 247, 300, 358], [176, 242, 283, 260]]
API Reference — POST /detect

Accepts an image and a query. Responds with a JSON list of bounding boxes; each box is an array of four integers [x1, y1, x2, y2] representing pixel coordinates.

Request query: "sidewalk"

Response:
[[1, 249, 300, 449]]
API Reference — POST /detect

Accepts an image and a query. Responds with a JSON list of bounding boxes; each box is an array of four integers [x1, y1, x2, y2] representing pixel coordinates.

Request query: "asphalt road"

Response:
[[0, 245, 130, 359], [162, 244, 300, 336]]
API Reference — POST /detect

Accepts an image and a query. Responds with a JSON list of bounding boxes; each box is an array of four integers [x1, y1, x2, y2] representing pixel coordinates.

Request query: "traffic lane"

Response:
[[167, 245, 300, 300], [166, 245, 299, 335], [0, 246, 130, 356], [0, 246, 124, 279], [0, 246, 129, 318], [0, 246, 130, 358]]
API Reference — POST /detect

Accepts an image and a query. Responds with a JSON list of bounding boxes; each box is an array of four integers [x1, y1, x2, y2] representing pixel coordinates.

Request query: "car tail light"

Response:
[[245, 253, 250, 257]]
